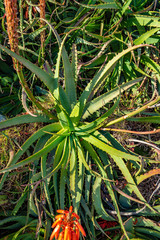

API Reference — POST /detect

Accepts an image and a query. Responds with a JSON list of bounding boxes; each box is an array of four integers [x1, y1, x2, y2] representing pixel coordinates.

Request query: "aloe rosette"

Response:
[[0, 26, 159, 239]]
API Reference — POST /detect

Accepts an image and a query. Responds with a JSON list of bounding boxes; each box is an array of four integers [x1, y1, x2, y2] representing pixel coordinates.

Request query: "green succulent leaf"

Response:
[[136, 169, 160, 185], [140, 55, 160, 75], [82, 133, 140, 162], [70, 136, 78, 211], [71, 45, 148, 123], [0, 123, 61, 190], [0, 129, 67, 174], [92, 177, 114, 220], [0, 44, 57, 94], [41, 153, 53, 214], [73, 0, 120, 9], [128, 116, 160, 124], [53, 140, 66, 208], [127, 15, 160, 28], [59, 137, 70, 209], [134, 28, 160, 45], [76, 96, 120, 133], [12, 187, 28, 216], [0, 114, 56, 130], [42, 21, 77, 107], [82, 77, 143, 118]]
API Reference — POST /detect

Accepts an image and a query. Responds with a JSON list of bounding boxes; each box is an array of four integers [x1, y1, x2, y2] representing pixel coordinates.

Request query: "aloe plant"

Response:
[[0, 26, 159, 239], [119, 216, 160, 240]]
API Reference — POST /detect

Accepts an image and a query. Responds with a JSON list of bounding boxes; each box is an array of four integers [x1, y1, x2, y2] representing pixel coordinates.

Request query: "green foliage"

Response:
[[120, 217, 160, 240], [0, 0, 160, 239], [0, 29, 159, 239]]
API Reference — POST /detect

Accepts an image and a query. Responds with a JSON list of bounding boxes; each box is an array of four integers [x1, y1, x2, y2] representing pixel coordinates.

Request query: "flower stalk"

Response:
[[4, 0, 19, 68], [39, 0, 46, 56], [4, 0, 56, 119]]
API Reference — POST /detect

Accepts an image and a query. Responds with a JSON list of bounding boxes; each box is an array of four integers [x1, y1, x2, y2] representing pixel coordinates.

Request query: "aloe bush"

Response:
[[0, 20, 160, 239], [0, 0, 159, 118]]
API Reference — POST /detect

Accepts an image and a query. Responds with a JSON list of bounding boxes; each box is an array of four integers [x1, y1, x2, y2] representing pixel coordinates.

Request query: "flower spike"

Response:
[[50, 206, 86, 240], [74, 220, 86, 237]]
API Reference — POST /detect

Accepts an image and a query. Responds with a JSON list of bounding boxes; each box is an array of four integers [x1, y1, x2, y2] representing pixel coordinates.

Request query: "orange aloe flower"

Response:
[[50, 206, 86, 240]]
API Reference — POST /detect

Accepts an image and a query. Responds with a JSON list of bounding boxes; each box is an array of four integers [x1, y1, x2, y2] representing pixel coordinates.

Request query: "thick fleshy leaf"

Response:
[[0, 114, 56, 130], [121, 0, 132, 15], [0, 123, 61, 190], [53, 140, 65, 208], [82, 140, 134, 236], [80, 138, 130, 236], [12, 186, 28, 216], [41, 153, 53, 214], [82, 77, 143, 119], [75, 137, 104, 178], [0, 131, 67, 174], [40, 135, 71, 181], [59, 86, 71, 114], [134, 28, 160, 45], [71, 136, 85, 212], [59, 137, 70, 209], [76, 97, 119, 133], [70, 136, 78, 210], [112, 156, 148, 205], [53, 30, 72, 107], [81, 133, 157, 212], [71, 44, 78, 83], [135, 217, 160, 231], [0, 44, 57, 94], [0, 216, 29, 227], [89, 132, 158, 208], [106, 96, 160, 127], [136, 169, 160, 185], [127, 15, 160, 28], [81, 139, 108, 178], [128, 116, 160, 124], [92, 177, 114, 220], [92, 177, 129, 238], [42, 21, 77, 107], [72, 138, 87, 208], [82, 133, 140, 162], [135, 227, 160, 238], [73, 0, 120, 9], [84, 131, 156, 211], [71, 45, 148, 123], [6, 123, 61, 167], [76, 141, 85, 212]]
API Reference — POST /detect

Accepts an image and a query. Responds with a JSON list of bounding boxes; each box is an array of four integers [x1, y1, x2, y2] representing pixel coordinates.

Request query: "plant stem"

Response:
[[102, 128, 160, 135]]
